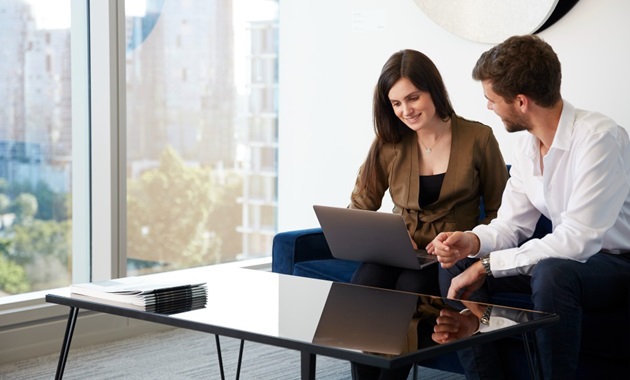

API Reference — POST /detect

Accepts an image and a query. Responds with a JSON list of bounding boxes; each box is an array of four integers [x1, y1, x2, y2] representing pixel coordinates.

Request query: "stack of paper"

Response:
[[70, 277, 207, 314]]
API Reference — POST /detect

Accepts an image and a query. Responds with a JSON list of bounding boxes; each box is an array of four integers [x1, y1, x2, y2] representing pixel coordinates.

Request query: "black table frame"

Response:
[[46, 292, 557, 380]]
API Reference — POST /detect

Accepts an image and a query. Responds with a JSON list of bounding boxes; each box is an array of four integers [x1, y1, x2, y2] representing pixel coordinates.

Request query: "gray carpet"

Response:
[[0, 328, 465, 379]]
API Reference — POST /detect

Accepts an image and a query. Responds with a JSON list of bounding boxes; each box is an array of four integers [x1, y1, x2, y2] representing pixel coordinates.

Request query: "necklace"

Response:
[[418, 133, 442, 154]]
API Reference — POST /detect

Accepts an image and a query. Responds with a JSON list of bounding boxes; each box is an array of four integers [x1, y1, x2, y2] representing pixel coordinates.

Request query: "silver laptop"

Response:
[[313, 205, 438, 270]]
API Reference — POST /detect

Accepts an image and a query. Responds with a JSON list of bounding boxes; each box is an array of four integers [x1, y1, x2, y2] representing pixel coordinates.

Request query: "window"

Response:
[[1, 0, 279, 361], [0, 0, 278, 298], [124, 0, 279, 275], [0, 0, 75, 298]]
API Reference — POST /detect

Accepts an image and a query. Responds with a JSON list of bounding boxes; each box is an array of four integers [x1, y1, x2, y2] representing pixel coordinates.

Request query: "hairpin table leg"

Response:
[[235, 339, 244, 380], [55, 307, 79, 380], [301, 351, 316, 380], [214, 335, 226, 380]]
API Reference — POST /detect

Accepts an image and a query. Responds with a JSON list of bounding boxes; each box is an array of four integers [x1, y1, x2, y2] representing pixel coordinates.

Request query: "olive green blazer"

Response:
[[350, 115, 508, 248]]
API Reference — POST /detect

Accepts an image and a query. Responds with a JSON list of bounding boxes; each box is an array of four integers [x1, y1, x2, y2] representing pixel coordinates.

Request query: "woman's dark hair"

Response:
[[358, 50, 454, 196], [472, 35, 561, 107], [373, 49, 454, 144]]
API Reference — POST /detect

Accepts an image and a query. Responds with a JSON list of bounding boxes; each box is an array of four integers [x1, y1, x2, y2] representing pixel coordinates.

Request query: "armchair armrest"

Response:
[[271, 228, 333, 275]]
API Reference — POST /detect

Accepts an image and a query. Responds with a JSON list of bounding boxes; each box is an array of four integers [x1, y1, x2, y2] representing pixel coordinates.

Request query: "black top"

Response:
[[419, 173, 445, 207]]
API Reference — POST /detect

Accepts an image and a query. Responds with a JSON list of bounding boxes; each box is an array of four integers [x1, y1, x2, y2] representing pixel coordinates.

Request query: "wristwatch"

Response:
[[480, 305, 493, 325], [480, 255, 492, 277]]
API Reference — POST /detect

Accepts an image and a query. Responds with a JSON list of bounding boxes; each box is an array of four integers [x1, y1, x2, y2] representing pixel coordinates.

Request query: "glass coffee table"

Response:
[[46, 266, 557, 380]]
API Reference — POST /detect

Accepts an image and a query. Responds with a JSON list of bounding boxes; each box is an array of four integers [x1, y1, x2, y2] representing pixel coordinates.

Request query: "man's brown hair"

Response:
[[472, 35, 561, 107]]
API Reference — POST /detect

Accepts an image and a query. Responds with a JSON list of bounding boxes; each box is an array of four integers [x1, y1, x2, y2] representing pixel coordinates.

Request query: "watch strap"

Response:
[[481, 255, 492, 277], [480, 305, 493, 325]]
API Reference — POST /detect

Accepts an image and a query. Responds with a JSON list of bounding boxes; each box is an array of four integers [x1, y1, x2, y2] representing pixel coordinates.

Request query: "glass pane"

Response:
[[125, 0, 278, 275], [0, 0, 72, 297]]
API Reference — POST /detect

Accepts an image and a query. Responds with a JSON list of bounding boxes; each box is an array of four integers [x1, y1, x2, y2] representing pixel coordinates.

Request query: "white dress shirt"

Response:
[[471, 101, 630, 277]]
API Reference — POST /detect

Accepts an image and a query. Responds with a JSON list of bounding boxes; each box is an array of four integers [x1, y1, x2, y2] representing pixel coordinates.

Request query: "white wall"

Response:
[[278, 0, 630, 230]]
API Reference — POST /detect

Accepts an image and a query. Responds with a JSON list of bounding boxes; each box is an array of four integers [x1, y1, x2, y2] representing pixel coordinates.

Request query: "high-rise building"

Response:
[[0, 0, 72, 193], [126, 0, 235, 166], [237, 18, 278, 257]]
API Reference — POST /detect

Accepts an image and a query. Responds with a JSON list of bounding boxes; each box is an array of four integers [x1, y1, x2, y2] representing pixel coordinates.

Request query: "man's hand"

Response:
[[460, 300, 488, 318], [447, 260, 487, 299], [428, 231, 480, 269], [432, 308, 480, 344]]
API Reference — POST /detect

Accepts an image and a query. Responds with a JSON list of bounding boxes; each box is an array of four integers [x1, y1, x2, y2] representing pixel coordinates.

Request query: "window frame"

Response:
[[0, 0, 122, 330], [89, 0, 127, 281]]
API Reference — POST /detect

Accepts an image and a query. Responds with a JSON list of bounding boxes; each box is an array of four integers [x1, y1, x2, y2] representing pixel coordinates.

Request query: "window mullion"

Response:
[[89, 0, 126, 281], [71, 0, 90, 283]]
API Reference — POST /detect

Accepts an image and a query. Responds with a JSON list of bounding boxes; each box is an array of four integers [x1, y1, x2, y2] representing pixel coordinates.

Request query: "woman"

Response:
[[349, 49, 508, 380]]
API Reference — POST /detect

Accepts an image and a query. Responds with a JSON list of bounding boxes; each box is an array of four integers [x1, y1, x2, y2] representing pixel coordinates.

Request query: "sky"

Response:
[[21, 0, 278, 94], [25, 0, 277, 30], [25, 0, 71, 30]]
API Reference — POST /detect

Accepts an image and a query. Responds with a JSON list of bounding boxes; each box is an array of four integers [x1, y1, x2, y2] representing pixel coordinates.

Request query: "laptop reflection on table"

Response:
[[312, 282, 418, 355]]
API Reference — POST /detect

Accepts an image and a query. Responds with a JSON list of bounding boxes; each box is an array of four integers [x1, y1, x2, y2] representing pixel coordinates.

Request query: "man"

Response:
[[429, 34, 630, 379]]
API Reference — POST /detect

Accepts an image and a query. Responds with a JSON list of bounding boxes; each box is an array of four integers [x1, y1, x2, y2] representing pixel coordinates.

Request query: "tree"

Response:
[[11, 220, 71, 267], [11, 193, 38, 224], [0, 255, 30, 294], [32, 181, 71, 221], [127, 146, 221, 268], [205, 171, 243, 259], [0, 195, 71, 293], [0, 235, 30, 295], [5, 181, 70, 221]]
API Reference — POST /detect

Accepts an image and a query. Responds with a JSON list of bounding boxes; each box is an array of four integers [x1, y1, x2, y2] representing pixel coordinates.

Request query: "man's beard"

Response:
[[504, 120, 529, 133], [502, 110, 530, 133]]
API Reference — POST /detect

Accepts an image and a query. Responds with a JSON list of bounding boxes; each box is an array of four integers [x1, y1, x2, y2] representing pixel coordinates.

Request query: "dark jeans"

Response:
[[439, 252, 630, 380], [349, 262, 439, 380]]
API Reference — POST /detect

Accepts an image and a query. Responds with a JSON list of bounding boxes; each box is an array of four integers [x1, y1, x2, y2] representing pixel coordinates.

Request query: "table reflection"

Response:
[[310, 282, 543, 356]]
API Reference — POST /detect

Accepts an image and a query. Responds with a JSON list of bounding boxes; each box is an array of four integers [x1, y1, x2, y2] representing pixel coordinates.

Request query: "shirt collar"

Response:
[[551, 100, 575, 152], [524, 99, 575, 158]]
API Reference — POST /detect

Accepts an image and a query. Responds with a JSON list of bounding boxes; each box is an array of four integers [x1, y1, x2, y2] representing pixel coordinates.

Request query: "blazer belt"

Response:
[[416, 210, 454, 224]]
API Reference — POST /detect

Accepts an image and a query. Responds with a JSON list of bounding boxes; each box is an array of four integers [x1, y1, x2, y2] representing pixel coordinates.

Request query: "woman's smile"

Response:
[[405, 113, 421, 124]]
